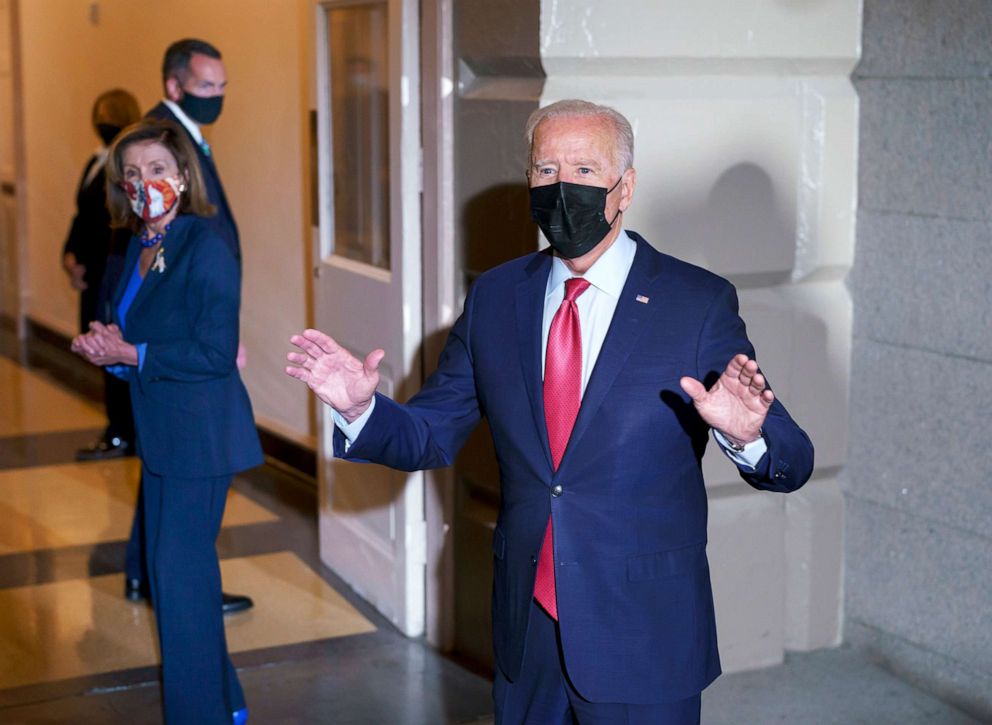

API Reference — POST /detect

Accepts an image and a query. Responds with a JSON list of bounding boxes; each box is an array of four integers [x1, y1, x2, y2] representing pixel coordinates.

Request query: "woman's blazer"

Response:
[[112, 214, 263, 478]]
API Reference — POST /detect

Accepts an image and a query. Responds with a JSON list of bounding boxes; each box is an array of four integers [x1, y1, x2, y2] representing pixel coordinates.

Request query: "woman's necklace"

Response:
[[140, 223, 171, 248]]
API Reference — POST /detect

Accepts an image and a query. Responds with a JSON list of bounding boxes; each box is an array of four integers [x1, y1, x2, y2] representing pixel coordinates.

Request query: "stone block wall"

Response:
[[846, 1, 992, 718]]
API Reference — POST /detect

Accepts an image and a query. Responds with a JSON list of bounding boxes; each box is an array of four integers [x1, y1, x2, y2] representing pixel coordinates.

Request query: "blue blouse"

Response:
[[106, 263, 147, 379]]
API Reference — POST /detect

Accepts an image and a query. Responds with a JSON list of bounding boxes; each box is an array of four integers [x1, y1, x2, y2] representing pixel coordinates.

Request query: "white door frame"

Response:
[[312, 0, 426, 637], [419, 0, 457, 650]]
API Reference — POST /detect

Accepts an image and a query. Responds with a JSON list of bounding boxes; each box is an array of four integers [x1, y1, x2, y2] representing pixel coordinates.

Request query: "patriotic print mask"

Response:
[[123, 176, 183, 222]]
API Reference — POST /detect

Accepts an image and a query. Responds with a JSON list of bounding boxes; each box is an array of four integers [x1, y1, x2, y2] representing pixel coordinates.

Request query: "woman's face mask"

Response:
[[123, 176, 184, 222]]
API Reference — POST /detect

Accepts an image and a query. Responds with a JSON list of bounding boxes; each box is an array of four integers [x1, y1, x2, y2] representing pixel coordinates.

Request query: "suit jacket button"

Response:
[[530, 555, 537, 566], [551, 484, 563, 497]]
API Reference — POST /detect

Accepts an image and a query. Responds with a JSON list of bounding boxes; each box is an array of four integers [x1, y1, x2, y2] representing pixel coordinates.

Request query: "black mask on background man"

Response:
[[530, 177, 622, 259], [178, 92, 224, 125], [96, 123, 122, 146]]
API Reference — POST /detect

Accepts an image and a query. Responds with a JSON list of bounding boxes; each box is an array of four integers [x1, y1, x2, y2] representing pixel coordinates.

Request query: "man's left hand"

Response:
[[679, 354, 772, 446]]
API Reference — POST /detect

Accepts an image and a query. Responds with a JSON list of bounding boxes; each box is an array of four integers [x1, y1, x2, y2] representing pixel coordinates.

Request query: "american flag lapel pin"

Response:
[[635, 294, 649, 304]]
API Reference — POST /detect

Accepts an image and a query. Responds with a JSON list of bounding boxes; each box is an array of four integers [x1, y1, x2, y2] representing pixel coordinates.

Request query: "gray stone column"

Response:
[[847, 2, 992, 718]]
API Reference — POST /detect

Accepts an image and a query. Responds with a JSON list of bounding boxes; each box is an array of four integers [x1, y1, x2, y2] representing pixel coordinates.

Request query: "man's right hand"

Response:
[[285, 329, 383, 423], [62, 253, 88, 291]]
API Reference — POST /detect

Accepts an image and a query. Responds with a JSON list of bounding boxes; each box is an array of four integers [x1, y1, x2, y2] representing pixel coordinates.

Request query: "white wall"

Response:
[[539, 0, 860, 671], [17, 0, 315, 445]]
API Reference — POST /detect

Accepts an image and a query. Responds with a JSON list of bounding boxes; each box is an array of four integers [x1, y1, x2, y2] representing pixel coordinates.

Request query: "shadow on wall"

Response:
[[461, 182, 536, 287], [655, 162, 796, 290]]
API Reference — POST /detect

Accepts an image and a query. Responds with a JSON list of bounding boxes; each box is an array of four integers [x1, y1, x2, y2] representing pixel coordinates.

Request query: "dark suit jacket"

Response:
[[145, 102, 241, 263], [339, 232, 814, 704], [63, 156, 111, 281], [113, 214, 262, 478], [63, 156, 119, 328]]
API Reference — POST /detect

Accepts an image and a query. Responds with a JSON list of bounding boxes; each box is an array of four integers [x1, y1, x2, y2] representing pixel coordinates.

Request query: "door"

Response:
[[313, 0, 425, 636], [0, 0, 21, 328]]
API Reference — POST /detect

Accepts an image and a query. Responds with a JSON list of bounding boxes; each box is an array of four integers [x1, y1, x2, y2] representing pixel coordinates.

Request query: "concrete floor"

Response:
[[0, 334, 982, 724], [702, 646, 983, 725]]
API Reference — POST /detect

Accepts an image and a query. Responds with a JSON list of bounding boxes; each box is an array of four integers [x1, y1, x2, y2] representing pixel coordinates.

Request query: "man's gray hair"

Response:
[[525, 99, 635, 174]]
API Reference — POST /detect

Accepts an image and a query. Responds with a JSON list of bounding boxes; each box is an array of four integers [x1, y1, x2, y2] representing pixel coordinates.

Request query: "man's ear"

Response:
[[165, 77, 183, 103], [619, 167, 637, 212]]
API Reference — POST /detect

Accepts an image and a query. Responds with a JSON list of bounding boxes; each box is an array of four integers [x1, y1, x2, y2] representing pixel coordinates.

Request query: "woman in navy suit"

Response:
[[71, 119, 262, 724]]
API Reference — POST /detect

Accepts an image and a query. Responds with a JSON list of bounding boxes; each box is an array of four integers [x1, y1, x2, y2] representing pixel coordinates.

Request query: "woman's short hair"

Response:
[[105, 119, 215, 230], [525, 99, 635, 176], [91, 89, 141, 130]]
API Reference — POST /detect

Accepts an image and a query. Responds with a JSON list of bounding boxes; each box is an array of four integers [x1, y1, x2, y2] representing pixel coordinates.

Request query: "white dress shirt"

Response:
[[82, 146, 109, 189], [162, 99, 204, 145], [336, 228, 767, 468]]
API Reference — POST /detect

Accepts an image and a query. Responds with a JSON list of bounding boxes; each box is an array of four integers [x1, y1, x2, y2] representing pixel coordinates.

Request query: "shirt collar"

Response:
[[547, 228, 636, 299], [83, 147, 109, 188], [162, 99, 203, 144]]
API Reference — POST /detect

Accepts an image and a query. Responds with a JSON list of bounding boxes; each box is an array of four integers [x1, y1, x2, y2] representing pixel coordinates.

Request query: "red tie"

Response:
[[534, 277, 591, 620]]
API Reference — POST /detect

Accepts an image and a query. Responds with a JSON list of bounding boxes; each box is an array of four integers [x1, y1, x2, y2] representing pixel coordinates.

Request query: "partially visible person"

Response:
[[121, 38, 254, 615], [148, 37, 239, 260], [286, 100, 815, 724], [63, 89, 141, 461], [71, 119, 261, 724]]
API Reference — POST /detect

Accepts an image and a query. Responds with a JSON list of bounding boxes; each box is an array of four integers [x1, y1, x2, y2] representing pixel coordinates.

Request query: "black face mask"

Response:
[[530, 178, 622, 259], [178, 92, 224, 125], [96, 123, 122, 146]]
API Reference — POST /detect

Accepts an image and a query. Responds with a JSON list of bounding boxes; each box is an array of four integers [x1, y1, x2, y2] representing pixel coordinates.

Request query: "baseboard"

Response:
[[258, 426, 317, 480], [24, 316, 104, 404], [14, 317, 316, 483]]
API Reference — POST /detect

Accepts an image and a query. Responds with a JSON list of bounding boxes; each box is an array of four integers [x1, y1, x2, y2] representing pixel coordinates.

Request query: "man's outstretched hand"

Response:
[[285, 329, 384, 423], [679, 354, 772, 446]]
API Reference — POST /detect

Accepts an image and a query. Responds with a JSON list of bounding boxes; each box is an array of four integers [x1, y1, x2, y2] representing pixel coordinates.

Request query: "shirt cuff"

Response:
[[713, 429, 767, 470], [330, 397, 376, 452], [135, 343, 147, 371], [105, 364, 130, 381]]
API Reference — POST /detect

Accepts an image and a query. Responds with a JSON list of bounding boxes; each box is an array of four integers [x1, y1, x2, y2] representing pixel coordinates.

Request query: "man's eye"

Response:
[[578, 167, 593, 175], [539, 168, 555, 175]]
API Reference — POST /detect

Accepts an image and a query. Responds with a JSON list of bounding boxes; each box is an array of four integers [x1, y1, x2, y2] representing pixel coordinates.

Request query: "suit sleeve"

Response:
[[62, 160, 96, 259], [136, 230, 240, 384], [339, 283, 483, 472], [695, 282, 814, 493]]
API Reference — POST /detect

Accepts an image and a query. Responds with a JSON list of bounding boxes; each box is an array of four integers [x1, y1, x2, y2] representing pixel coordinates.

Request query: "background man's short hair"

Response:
[[92, 88, 141, 129], [525, 99, 635, 175], [161, 38, 222, 86]]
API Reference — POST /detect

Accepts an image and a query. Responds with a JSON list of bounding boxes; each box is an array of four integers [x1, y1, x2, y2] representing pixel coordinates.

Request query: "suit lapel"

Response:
[[111, 235, 141, 325], [515, 252, 555, 471], [126, 217, 191, 324], [563, 238, 666, 464]]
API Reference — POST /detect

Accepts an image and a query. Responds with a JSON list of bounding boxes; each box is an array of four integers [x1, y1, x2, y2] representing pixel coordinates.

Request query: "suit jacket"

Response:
[[145, 102, 241, 263], [63, 156, 112, 283], [113, 214, 262, 478], [340, 232, 814, 703]]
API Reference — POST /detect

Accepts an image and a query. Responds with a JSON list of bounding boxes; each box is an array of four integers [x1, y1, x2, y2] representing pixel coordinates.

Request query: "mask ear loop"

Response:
[[606, 174, 624, 227]]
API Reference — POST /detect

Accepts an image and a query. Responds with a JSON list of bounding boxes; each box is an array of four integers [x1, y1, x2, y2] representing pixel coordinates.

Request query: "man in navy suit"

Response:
[[146, 38, 240, 262], [124, 38, 253, 615], [287, 100, 814, 723]]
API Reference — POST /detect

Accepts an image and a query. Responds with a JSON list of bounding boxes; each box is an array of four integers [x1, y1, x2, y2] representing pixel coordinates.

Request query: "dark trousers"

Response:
[[124, 481, 146, 583], [493, 601, 701, 725], [104, 372, 134, 444], [141, 469, 244, 723]]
